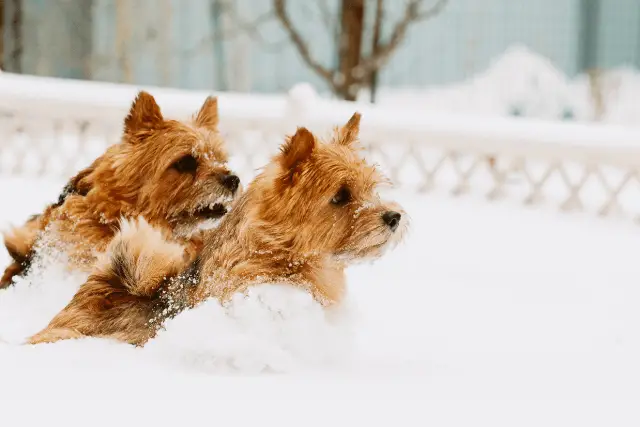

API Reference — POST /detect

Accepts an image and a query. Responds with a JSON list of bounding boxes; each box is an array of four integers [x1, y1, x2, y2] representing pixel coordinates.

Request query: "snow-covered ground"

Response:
[[0, 178, 639, 426], [2, 44, 640, 422]]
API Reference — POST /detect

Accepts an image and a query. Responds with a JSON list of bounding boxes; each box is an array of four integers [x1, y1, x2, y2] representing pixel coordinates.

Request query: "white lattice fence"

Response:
[[367, 143, 640, 218], [1, 74, 640, 222]]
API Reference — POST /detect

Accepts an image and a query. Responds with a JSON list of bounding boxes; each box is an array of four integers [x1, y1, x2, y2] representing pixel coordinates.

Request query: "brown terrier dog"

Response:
[[1, 159, 102, 286], [0, 91, 240, 289], [29, 113, 406, 346]]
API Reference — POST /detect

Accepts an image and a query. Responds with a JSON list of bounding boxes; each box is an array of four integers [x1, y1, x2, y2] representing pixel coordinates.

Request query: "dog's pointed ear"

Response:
[[124, 91, 163, 137], [194, 96, 219, 131], [279, 127, 315, 173], [336, 112, 361, 147]]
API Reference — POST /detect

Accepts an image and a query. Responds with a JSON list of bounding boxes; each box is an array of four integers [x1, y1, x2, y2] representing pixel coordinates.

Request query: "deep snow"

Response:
[[2, 44, 640, 422], [0, 178, 639, 426]]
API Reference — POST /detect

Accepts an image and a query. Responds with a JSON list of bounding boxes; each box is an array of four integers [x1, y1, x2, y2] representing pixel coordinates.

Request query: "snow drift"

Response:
[[0, 244, 355, 373]]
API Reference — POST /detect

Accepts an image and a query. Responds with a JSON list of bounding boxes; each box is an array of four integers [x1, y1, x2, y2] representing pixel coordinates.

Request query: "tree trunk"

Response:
[[0, 0, 4, 70], [5, 0, 22, 73], [369, 0, 384, 103], [337, 0, 364, 101]]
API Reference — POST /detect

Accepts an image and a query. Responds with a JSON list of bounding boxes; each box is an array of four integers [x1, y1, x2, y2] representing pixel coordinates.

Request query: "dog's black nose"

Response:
[[221, 174, 240, 193], [382, 211, 401, 232]]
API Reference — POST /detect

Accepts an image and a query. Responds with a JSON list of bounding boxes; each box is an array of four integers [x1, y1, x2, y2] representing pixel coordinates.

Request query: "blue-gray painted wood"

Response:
[[5, 0, 640, 93]]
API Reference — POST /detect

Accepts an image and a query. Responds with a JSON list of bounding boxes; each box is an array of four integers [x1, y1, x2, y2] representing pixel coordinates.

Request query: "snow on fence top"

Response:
[[1, 72, 640, 222]]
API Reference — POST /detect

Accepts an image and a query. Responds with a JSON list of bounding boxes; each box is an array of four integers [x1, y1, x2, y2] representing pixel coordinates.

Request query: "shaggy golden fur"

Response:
[[0, 91, 240, 289], [1, 163, 96, 286], [29, 113, 407, 346]]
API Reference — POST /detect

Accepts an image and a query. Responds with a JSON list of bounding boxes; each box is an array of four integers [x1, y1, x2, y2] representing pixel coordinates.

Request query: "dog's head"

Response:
[[246, 113, 406, 263], [78, 91, 241, 236]]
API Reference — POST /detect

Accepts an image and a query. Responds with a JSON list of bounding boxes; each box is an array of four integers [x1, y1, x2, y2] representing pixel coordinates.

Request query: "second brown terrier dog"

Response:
[[1, 91, 241, 289], [1, 163, 96, 286], [29, 113, 407, 346]]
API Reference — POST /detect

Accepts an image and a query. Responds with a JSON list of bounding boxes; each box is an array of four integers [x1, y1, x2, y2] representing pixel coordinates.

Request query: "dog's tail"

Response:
[[102, 217, 187, 298], [28, 218, 189, 346]]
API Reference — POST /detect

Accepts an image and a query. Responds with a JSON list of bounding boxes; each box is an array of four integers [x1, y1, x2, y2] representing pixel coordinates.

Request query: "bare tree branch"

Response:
[[182, 3, 288, 57], [273, 0, 335, 85], [214, 9, 288, 52], [359, 0, 447, 79], [218, 10, 275, 39], [266, 0, 447, 100], [414, 0, 449, 20]]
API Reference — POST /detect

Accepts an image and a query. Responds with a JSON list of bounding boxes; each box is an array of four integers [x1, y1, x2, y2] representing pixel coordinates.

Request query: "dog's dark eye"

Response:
[[173, 155, 198, 173], [331, 187, 351, 206]]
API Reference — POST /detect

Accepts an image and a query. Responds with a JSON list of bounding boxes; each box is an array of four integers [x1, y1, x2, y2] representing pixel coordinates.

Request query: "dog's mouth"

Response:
[[334, 241, 388, 264], [192, 202, 228, 220], [334, 220, 408, 264], [171, 186, 242, 238], [172, 200, 232, 238]]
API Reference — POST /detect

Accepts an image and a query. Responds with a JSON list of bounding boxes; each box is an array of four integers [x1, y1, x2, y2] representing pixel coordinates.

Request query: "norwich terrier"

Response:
[[1, 160, 98, 287], [29, 112, 406, 346], [0, 91, 240, 289]]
